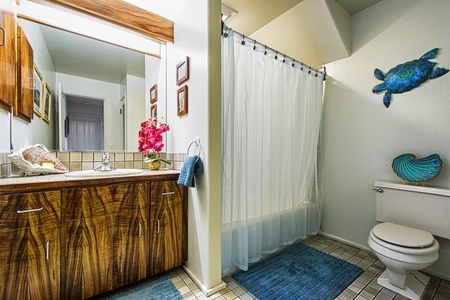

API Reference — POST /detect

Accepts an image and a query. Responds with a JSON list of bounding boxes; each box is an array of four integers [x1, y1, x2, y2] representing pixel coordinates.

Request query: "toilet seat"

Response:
[[372, 222, 434, 248], [369, 223, 439, 256]]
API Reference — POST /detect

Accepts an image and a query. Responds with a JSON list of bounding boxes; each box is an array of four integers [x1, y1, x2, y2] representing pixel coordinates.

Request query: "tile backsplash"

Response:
[[0, 151, 186, 178]]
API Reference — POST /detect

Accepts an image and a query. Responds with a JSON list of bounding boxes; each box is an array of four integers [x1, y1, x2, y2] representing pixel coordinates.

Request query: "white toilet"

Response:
[[368, 180, 450, 300]]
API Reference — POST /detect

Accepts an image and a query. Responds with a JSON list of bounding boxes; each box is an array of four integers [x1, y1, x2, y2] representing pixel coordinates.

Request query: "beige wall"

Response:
[[322, 0, 450, 279], [126, 0, 224, 294]]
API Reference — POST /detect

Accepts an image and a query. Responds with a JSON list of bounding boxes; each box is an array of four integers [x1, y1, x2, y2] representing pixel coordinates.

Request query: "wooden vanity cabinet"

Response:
[[0, 191, 61, 300], [0, 174, 186, 299], [149, 180, 187, 275], [0, 11, 17, 113], [62, 183, 148, 299]]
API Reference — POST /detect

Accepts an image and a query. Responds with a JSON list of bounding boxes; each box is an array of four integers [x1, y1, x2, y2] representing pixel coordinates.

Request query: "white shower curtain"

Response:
[[221, 30, 324, 275]]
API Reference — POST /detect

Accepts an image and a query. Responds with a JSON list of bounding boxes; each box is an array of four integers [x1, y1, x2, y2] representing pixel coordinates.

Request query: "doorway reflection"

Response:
[[65, 95, 104, 151]]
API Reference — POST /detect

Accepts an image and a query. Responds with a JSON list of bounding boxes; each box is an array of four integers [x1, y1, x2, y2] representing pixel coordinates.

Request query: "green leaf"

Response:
[[143, 156, 172, 164]]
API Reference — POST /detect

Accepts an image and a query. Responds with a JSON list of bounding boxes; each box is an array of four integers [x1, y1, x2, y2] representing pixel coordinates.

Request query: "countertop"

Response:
[[0, 169, 181, 194]]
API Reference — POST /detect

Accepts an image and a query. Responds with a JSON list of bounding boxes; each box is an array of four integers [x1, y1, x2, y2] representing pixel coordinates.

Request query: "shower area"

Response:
[[221, 28, 325, 275]]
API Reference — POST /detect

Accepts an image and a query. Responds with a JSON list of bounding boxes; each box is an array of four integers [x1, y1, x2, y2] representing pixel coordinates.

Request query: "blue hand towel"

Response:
[[178, 155, 204, 187]]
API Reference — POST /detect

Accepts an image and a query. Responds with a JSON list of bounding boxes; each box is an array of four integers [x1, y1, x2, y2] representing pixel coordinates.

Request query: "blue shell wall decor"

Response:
[[392, 153, 442, 182], [372, 48, 449, 108]]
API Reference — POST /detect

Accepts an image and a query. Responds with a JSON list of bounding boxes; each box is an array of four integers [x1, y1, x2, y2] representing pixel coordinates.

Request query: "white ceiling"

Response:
[[222, 0, 382, 66], [222, 0, 382, 36]]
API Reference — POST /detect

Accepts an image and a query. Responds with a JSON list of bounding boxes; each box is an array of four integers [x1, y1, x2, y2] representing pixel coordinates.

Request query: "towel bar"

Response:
[[186, 138, 201, 163]]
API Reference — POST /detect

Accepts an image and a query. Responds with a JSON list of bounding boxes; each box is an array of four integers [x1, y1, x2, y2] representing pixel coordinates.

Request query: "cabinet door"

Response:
[[64, 186, 114, 220], [63, 183, 147, 298], [0, 11, 16, 112], [15, 25, 34, 122], [112, 183, 148, 287], [0, 223, 60, 300], [149, 180, 186, 275], [64, 215, 114, 300], [113, 208, 148, 287]]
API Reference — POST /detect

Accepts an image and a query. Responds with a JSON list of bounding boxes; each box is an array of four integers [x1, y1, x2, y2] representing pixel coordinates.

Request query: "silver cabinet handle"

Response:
[[138, 222, 142, 238], [0, 27, 5, 46], [161, 191, 175, 195], [45, 241, 50, 261], [17, 207, 43, 214], [157, 219, 160, 234], [373, 188, 383, 193]]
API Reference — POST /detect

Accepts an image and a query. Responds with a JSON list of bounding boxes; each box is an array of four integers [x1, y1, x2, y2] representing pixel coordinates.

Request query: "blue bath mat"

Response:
[[105, 276, 183, 300], [231, 243, 363, 300]]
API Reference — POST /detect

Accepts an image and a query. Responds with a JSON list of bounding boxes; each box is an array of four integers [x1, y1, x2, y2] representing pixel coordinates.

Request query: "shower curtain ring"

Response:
[[241, 35, 246, 45]]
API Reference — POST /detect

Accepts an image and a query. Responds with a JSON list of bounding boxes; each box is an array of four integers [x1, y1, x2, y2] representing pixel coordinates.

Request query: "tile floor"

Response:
[[167, 234, 450, 300]]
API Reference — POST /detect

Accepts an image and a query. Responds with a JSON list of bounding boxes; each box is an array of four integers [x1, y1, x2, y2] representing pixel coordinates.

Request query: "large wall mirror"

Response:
[[16, 18, 164, 152]]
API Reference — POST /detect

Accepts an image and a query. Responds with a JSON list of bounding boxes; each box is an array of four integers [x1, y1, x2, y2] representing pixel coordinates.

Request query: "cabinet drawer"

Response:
[[150, 181, 182, 206], [0, 191, 61, 230], [64, 183, 147, 220]]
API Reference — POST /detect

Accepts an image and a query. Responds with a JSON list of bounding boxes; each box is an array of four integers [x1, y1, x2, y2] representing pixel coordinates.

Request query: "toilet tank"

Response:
[[374, 180, 450, 239]]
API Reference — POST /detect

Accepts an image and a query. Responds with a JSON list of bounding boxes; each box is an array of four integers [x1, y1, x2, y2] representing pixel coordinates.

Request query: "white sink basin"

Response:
[[64, 169, 143, 178]]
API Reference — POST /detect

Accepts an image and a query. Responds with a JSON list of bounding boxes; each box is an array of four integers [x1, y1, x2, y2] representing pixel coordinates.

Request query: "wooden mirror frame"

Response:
[[43, 0, 174, 43]]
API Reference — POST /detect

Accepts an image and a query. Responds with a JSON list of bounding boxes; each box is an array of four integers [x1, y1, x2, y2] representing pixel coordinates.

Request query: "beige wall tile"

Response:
[[115, 153, 124, 161], [82, 152, 94, 162], [133, 161, 143, 169], [114, 161, 125, 169], [70, 152, 82, 162], [94, 152, 103, 162], [57, 152, 70, 162], [82, 162, 94, 170], [70, 162, 82, 171]]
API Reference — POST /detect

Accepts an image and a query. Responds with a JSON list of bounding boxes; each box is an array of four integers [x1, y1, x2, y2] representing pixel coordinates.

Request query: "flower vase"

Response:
[[148, 161, 161, 171]]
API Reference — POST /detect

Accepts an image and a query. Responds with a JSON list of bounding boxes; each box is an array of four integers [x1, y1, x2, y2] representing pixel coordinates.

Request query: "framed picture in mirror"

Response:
[[42, 82, 52, 123], [33, 64, 43, 116], [177, 85, 188, 116], [150, 84, 158, 103], [176, 57, 190, 85], [151, 104, 157, 118]]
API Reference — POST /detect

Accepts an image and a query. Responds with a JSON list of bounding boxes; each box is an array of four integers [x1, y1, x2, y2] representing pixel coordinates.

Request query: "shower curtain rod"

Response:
[[222, 24, 326, 80]]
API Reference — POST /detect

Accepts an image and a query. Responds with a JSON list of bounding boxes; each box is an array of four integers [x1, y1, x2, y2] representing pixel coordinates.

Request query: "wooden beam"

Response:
[[43, 0, 174, 43]]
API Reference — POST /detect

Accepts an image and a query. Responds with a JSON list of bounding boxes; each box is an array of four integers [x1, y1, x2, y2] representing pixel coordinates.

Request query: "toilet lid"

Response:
[[372, 222, 434, 248]]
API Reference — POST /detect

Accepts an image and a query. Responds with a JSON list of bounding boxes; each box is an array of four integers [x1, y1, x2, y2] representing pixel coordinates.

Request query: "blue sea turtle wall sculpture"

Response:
[[372, 48, 449, 108]]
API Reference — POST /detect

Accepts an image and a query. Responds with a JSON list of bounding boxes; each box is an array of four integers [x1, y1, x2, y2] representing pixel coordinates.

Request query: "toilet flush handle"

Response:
[[373, 188, 383, 193]]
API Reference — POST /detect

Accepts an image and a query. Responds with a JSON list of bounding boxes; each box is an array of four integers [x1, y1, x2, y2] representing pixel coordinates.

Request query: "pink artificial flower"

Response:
[[138, 117, 170, 156]]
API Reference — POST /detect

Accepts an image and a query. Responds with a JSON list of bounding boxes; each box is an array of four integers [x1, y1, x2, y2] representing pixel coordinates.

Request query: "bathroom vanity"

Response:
[[0, 170, 187, 299]]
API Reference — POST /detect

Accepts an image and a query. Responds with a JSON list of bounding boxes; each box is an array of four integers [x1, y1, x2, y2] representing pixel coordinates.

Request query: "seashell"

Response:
[[392, 153, 442, 182]]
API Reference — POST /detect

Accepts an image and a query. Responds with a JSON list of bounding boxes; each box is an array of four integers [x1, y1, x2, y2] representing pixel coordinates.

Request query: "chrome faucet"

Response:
[[95, 152, 115, 171]]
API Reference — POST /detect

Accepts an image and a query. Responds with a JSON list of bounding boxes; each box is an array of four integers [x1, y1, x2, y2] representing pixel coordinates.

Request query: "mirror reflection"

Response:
[[17, 18, 161, 152]]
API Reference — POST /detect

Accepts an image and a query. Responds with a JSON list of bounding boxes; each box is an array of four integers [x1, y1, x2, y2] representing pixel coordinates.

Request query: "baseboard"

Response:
[[183, 265, 227, 297], [319, 231, 371, 251]]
